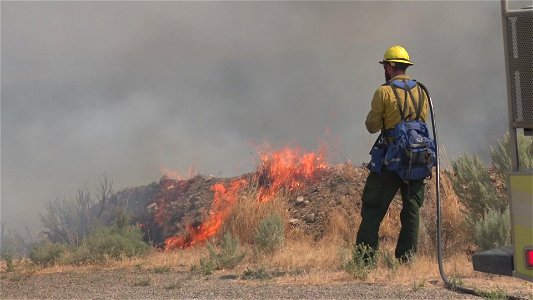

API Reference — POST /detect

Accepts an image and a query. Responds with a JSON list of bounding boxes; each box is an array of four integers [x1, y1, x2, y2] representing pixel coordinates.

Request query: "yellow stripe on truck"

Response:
[[510, 173, 533, 282]]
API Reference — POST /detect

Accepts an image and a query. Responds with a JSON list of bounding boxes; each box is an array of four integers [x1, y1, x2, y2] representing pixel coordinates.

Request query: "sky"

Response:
[[1, 1, 530, 235]]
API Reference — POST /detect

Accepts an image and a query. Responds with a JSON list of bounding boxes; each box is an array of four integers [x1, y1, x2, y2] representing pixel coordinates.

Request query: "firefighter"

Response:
[[355, 45, 429, 262]]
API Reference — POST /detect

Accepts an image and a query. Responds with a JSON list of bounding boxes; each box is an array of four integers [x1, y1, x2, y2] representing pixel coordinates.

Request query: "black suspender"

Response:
[[389, 79, 424, 121]]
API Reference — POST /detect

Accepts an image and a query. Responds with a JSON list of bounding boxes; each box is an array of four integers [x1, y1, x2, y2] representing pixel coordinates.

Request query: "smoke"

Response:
[[1, 1, 529, 234]]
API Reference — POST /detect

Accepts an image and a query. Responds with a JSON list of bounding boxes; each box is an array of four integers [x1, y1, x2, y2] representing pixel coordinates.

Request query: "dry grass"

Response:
[[5, 157, 526, 294], [1, 247, 208, 276], [261, 238, 343, 271], [221, 185, 290, 244], [323, 208, 360, 245], [4, 237, 531, 297]]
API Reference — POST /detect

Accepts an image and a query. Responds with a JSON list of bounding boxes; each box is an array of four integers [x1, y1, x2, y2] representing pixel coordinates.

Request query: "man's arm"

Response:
[[365, 88, 384, 133]]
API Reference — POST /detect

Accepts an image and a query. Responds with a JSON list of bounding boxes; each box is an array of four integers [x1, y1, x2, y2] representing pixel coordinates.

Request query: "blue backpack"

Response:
[[369, 79, 436, 181]]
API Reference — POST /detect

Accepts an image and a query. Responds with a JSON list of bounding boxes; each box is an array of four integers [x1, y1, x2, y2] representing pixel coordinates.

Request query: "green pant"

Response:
[[355, 170, 425, 260]]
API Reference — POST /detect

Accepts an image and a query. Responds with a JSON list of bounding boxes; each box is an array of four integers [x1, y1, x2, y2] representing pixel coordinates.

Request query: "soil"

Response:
[[2, 163, 531, 299], [111, 163, 447, 247], [0, 267, 483, 299]]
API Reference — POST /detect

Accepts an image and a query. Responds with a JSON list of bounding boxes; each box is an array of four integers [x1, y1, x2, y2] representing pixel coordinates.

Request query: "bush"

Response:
[[379, 250, 400, 273], [30, 224, 150, 266], [1, 227, 31, 258], [490, 131, 533, 198], [474, 207, 511, 251], [199, 232, 245, 275], [450, 132, 530, 250], [450, 154, 507, 222], [254, 213, 285, 253], [68, 225, 150, 264], [222, 187, 289, 245], [343, 243, 376, 280], [199, 248, 217, 275], [29, 241, 66, 266], [40, 175, 114, 246], [491, 131, 533, 179], [2, 254, 15, 272]]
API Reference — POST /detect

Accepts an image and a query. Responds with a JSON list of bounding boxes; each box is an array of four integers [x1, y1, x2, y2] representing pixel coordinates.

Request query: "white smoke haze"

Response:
[[1, 1, 530, 234]]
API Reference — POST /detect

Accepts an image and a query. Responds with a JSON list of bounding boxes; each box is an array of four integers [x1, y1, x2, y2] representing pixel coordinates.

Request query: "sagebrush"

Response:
[[29, 241, 66, 266], [449, 131, 531, 250], [66, 225, 150, 264], [450, 154, 506, 222], [199, 232, 246, 275], [30, 225, 150, 266], [343, 243, 377, 280], [474, 207, 511, 251], [254, 213, 285, 254]]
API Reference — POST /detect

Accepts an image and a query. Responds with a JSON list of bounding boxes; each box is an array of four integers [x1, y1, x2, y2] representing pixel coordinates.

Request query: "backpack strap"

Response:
[[390, 79, 426, 121], [390, 81, 406, 120], [415, 84, 424, 120], [402, 82, 411, 119], [405, 82, 418, 120], [390, 79, 417, 120]]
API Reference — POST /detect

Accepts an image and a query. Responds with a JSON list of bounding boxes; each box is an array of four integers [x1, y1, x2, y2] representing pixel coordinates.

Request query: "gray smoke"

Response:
[[1, 1, 529, 234]]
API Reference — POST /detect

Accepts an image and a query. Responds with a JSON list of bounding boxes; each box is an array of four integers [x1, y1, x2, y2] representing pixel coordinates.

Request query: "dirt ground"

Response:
[[5, 163, 529, 299], [0, 266, 490, 299], [118, 163, 445, 247], [2, 257, 532, 300]]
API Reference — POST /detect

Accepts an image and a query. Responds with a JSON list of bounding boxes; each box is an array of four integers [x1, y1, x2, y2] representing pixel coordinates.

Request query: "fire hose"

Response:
[[419, 82, 523, 300]]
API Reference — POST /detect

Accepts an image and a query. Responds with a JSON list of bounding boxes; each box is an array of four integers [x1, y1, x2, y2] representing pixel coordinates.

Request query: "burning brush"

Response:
[[156, 146, 328, 250]]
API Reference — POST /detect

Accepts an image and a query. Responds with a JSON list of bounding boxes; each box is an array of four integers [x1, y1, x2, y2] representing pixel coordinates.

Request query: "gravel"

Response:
[[1, 268, 482, 299]]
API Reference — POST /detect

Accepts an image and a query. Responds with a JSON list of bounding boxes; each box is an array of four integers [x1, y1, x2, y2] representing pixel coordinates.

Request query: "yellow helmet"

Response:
[[379, 45, 413, 66]]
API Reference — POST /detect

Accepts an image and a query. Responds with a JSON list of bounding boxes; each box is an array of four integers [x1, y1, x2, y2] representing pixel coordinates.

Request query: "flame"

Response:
[[161, 169, 183, 180], [165, 179, 247, 249], [161, 164, 198, 181], [161, 146, 328, 250], [254, 147, 327, 202]]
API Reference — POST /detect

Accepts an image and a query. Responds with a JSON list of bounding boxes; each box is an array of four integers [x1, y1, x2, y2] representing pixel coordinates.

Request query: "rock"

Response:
[[146, 203, 157, 211], [289, 218, 299, 225], [304, 213, 316, 223], [296, 196, 304, 203]]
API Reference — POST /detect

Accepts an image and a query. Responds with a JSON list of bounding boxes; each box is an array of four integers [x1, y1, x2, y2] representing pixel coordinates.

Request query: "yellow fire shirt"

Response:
[[365, 74, 429, 134]]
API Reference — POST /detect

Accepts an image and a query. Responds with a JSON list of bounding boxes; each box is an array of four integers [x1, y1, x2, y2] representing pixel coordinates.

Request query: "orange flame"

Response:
[[254, 147, 327, 202], [162, 146, 327, 250], [165, 179, 247, 249]]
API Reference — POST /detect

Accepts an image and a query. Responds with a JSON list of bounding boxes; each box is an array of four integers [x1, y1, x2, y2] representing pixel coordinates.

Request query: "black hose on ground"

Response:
[[421, 82, 526, 300], [418, 82, 486, 298]]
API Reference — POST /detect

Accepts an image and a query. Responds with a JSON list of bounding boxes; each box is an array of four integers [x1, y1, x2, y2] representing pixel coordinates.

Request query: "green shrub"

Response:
[[254, 213, 285, 253], [241, 267, 273, 280], [412, 280, 425, 292], [69, 225, 150, 264], [29, 241, 66, 266], [163, 282, 182, 290], [343, 244, 376, 280], [450, 132, 530, 250], [476, 287, 508, 300], [132, 277, 151, 287], [2, 254, 15, 272], [448, 275, 464, 290], [198, 232, 246, 275], [474, 207, 511, 251], [379, 250, 400, 274], [490, 132, 533, 196], [491, 132, 533, 178], [153, 265, 171, 273], [1, 227, 30, 258], [450, 154, 506, 223], [199, 248, 217, 275]]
